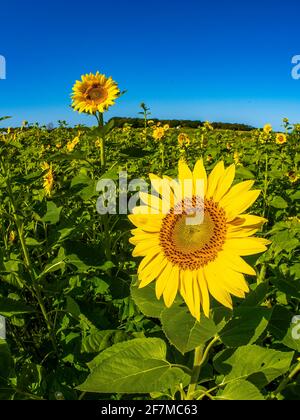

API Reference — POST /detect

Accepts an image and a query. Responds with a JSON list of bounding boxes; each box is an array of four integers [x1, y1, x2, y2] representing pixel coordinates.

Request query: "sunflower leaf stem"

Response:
[[186, 336, 220, 400]]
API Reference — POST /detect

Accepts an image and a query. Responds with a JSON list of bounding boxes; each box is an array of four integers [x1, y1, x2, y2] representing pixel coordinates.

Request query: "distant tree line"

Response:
[[108, 117, 255, 131]]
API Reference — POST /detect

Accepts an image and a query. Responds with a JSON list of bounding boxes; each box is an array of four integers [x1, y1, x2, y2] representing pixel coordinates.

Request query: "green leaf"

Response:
[[270, 196, 288, 209], [77, 338, 188, 394], [161, 304, 218, 354], [269, 306, 300, 352], [63, 241, 105, 271], [241, 283, 270, 307], [70, 174, 96, 200], [81, 330, 128, 353], [216, 380, 264, 400], [214, 345, 294, 389], [41, 201, 62, 224], [0, 298, 35, 317], [130, 279, 167, 318], [235, 167, 255, 179], [219, 307, 272, 347]]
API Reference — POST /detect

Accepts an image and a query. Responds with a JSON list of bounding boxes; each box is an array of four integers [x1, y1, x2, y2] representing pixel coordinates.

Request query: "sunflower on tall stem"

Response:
[[71, 71, 123, 169]]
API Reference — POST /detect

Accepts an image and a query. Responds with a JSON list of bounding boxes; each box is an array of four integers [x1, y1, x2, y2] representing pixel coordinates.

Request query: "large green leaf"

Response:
[[130, 279, 167, 318], [216, 380, 264, 400], [214, 345, 294, 389], [219, 307, 272, 347], [77, 338, 188, 394], [41, 201, 62, 224], [161, 304, 219, 354]]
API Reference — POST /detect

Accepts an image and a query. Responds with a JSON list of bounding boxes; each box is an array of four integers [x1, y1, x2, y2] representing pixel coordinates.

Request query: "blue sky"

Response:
[[0, 0, 300, 129]]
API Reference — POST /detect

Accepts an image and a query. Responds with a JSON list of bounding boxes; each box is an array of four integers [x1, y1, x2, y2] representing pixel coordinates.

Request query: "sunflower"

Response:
[[153, 126, 165, 141], [178, 133, 190, 147], [276, 133, 287, 145], [71, 72, 120, 114], [43, 164, 54, 196], [263, 124, 272, 134], [129, 159, 270, 321], [287, 170, 299, 184]]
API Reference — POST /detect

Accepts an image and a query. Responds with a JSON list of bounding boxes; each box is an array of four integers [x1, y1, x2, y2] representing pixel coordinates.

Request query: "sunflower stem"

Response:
[[186, 336, 220, 400], [95, 112, 106, 169]]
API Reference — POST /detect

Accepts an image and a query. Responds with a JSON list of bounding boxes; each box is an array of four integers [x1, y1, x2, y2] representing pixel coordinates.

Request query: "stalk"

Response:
[[186, 336, 219, 400]]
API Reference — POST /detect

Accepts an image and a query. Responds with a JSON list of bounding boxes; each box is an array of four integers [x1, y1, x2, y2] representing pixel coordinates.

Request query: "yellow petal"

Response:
[[224, 237, 271, 256], [132, 241, 161, 257], [229, 214, 267, 228], [204, 264, 233, 309], [225, 190, 261, 221], [219, 180, 255, 208], [218, 250, 256, 276], [213, 164, 236, 202], [156, 262, 173, 299], [178, 159, 193, 181], [163, 265, 179, 307], [206, 161, 225, 198], [192, 272, 201, 321], [181, 270, 196, 317], [193, 159, 207, 196], [197, 269, 210, 318], [128, 213, 163, 232], [139, 255, 168, 288]]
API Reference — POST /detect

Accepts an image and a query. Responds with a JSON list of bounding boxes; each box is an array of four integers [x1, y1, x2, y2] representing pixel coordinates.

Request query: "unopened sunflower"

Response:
[[129, 159, 270, 321], [71, 72, 120, 114]]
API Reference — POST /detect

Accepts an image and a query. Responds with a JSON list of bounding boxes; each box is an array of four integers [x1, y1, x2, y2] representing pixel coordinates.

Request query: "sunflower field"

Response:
[[0, 73, 300, 402]]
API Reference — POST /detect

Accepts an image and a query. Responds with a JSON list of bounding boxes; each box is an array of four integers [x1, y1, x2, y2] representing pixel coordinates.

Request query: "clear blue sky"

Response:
[[1, 0, 300, 129]]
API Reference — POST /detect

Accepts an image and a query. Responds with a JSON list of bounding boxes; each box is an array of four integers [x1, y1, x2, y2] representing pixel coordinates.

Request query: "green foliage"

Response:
[[0, 121, 299, 400]]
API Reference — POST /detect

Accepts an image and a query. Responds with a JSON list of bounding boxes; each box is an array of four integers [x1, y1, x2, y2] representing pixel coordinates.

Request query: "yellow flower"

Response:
[[276, 133, 287, 145], [287, 170, 299, 184], [7, 127, 11, 134], [204, 121, 214, 131], [129, 159, 269, 320], [148, 120, 155, 126], [263, 124, 272, 134], [233, 151, 240, 165], [9, 231, 16, 243], [153, 127, 165, 141], [71, 71, 120, 114], [226, 143, 232, 150], [43, 164, 54, 196], [163, 124, 170, 131], [41, 161, 50, 171], [178, 133, 190, 147], [56, 143, 62, 149]]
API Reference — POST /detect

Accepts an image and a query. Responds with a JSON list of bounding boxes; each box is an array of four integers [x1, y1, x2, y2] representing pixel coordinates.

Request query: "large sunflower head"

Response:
[[71, 72, 120, 114], [129, 159, 270, 321]]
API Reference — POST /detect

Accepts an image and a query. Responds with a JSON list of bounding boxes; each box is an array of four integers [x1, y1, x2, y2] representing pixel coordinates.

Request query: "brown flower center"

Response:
[[159, 197, 227, 270], [84, 84, 108, 103]]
